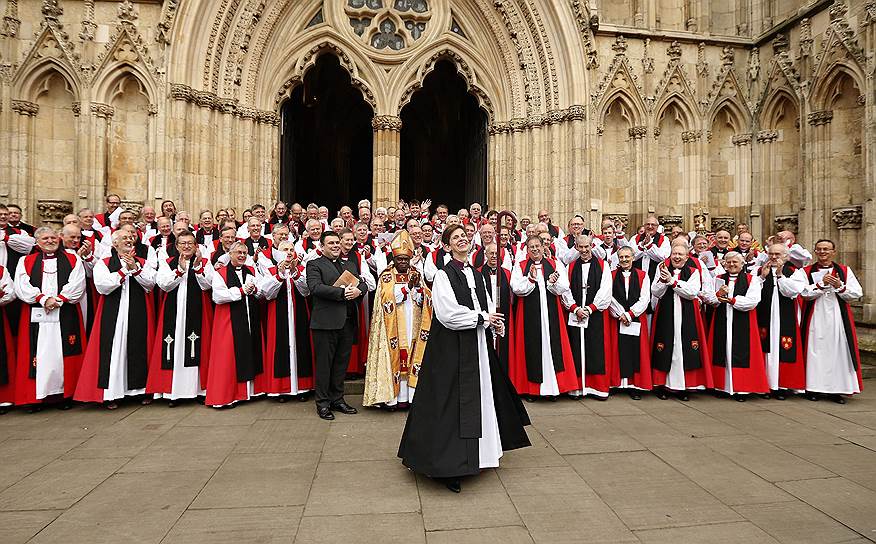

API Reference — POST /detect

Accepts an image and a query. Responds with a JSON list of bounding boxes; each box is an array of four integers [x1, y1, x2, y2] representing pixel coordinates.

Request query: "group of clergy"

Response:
[[0, 195, 865, 415]]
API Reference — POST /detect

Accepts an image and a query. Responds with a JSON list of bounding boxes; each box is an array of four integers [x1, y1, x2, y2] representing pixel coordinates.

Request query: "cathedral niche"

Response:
[[599, 99, 636, 213], [708, 108, 740, 217], [108, 75, 151, 204], [33, 72, 77, 202], [279, 54, 374, 213]]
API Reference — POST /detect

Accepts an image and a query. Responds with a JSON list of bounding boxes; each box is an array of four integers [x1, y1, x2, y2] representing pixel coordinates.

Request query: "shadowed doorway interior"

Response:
[[400, 59, 488, 211], [280, 54, 373, 212]]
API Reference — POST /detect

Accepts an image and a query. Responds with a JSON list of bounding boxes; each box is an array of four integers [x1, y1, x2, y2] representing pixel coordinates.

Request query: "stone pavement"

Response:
[[2, 386, 876, 544]]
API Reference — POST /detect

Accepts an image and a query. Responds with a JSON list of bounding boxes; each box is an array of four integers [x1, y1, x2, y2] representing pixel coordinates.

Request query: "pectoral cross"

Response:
[[164, 334, 174, 360], [187, 331, 199, 358]]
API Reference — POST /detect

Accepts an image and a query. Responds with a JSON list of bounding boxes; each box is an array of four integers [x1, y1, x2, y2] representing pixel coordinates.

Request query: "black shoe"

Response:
[[167, 401, 178, 408], [331, 401, 358, 415], [277, 396, 289, 403], [675, 392, 690, 402], [441, 478, 461, 493], [759, 393, 771, 400], [832, 395, 847, 405], [656, 389, 669, 400], [0, 406, 8, 415], [523, 395, 536, 403], [628, 392, 642, 401], [297, 393, 309, 402], [735, 395, 746, 402], [317, 406, 335, 420], [26, 404, 43, 414], [548, 396, 559, 402], [807, 392, 820, 402], [57, 401, 73, 410], [774, 391, 786, 401], [592, 395, 608, 401]]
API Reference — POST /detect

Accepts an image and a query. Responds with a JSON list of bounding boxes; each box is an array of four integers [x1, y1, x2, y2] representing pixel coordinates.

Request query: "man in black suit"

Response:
[[306, 229, 367, 420]]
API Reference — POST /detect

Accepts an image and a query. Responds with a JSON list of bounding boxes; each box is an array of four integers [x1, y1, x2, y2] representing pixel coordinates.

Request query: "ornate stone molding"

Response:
[[831, 206, 863, 229], [773, 214, 798, 234], [732, 133, 752, 146], [42, 0, 63, 21], [711, 216, 736, 233], [371, 115, 402, 131], [90, 103, 115, 118], [857, 95, 866, 106], [628, 126, 647, 139], [157, 0, 181, 45], [11, 100, 39, 116], [1, 0, 20, 38], [36, 199, 73, 227], [641, 38, 654, 74], [566, 105, 586, 121], [568, 0, 599, 70], [602, 214, 629, 230], [120, 200, 144, 217], [80, 0, 96, 40], [681, 130, 702, 143], [807, 110, 833, 126], [799, 18, 813, 58], [658, 215, 683, 229], [756, 130, 779, 143], [169, 83, 279, 125]]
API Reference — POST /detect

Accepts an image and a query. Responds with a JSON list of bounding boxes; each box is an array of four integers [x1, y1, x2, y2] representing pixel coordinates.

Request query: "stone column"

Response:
[[831, 205, 863, 271], [629, 125, 648, 226], [755, 129, 778, 239], [732, 132, 755, 239], [372, 115, 401, 208], [806, 110, 833, 240], [9, 100, 38, 218]]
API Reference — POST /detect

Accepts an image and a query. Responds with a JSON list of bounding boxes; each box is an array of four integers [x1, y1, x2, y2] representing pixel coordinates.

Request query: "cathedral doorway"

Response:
[[279, 54, 373, 212], [399, 59, 488, 211]]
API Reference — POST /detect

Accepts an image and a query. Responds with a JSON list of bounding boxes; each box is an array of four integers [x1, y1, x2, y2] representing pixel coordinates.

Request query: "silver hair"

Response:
[[575, 234, 592, 246], [272, 222, 289, 234], [34, 226, 57, 238], [723, 251, 743, 262], [305, 218, 321, 229], [227, 241, 247, 253]]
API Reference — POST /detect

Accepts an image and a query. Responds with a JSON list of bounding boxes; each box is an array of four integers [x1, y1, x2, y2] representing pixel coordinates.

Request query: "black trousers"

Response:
[[312, 321, 355, 409]]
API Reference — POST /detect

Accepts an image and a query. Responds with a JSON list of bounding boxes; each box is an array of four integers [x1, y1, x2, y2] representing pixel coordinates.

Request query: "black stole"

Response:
[[160, 257, 205, 370], [711, 273, 752, 368], [151, 233, 177, 257], [632, 233, 665, 284], [567, 259, 606, 375], [441, 264, 489, 438], [520, 259, 564, 383], [651, 263, 703, 372], [211, 243, 229, 265], [471, 246, 485, 269], [98, 250, 149, 390], [27, 253, 83, 379], [756, 262, 798, 361], [0, 269, 6, 384], [223, 267, 263, 382], [613, 270, 643, 378], [245, 237, 268, 256], [195, 228, 215, 246], [272, 271, 314, 379], [482, 265, 512, 373], [801, 265, 859, 370]]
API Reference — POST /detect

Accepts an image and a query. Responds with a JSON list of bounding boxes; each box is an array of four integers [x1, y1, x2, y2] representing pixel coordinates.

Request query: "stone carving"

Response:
[[731, 133, 752, 146], [667, 41, 682, 61], [157, 0, 181, 45], [641, 38, 654, 74], [756, 130, 779, 143], [747, 48, 759, 83], [693, 208, 708, 235], [567, 105, 586, 121], [721, 46, 734, 67], [42, 0, 62, 21], [170, 83, 278, 125], [11, 100, 39, 116], [807, 110, 833, 126], [372, 115, 403, 131], [628, 126, 647, 139], [36, 199, 73, 228], [1, 0, 20, 38], [696, 43, 708, 77], [120, 200, 144, 217], [80, 0, 96, 41], [773, 214, 799, 234], [612, 35, 627, 55], [711, 216, 736, 233], [658, 215, 683, 229], [681, 130, 702, 143], [603, 214, 628, 230], [569, 0, 599, 70], [90, 103, 115, 118], [799, 18, 812, 58], [831, 206, 863, 229]]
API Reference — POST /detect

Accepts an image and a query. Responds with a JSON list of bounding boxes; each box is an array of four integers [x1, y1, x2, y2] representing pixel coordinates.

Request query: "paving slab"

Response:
[[31, 470, 213, 544], [295, 512, 426, 544], [699, 435, 836, 482], [120, 425, 247, 473], [0, 457, 128, 511], [734, 500, 865, 544], [777, 477, 876, 539], [634, 521, 780, 543], [162, 506, 303, 544], [782, 443, 876, 492], [426, 525, 534, 544], [0, 510, 63, 544], [304, 459, 419, 516], [420, 489, 522, 531], [534, 414, 644, 455], [191, 452, 318, 509], [320, 418, 406, 462], [0, 437, 86, 492], [233, 419, 328, 454]]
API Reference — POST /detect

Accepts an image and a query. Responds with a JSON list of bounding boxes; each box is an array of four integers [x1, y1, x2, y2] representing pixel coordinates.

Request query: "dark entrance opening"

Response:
[[280, 54, 373, 213], [400, 59, 488, 211]]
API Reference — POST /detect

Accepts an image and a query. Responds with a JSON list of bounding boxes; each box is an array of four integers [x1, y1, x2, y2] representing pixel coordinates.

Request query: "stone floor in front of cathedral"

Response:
[[2, 385, 876, 543]]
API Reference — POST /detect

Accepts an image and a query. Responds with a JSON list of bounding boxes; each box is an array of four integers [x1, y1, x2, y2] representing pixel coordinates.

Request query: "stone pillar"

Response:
[[755, 129, 779, 238], [568, 106, 587, 221], [806, 110, 833, 240], [9, 100, 38, 218], [831, 205, 863, 272], [732, 132, 754, 239], [372, 115, 401, 208], [629, 125, 648, 227]]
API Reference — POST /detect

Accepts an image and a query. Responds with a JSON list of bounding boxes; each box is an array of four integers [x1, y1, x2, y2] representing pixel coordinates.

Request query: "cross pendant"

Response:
[[187, 331, 199, 358], [164, 334, 174, 360]]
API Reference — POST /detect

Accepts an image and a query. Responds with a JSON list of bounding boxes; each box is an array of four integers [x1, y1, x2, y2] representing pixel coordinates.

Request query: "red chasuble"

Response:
[[708, 273, 769, 394], [146, 257, 214, 395], [14, 252, 87, 404], [256, 264, 316, 394], [608, 269, 653, 390], [509, 258, 578, 395]]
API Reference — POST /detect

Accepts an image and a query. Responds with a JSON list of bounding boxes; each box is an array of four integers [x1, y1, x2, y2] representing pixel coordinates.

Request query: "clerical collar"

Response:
[[42, 253, 56, 260], [448, 258, 466, 270], [728, 274, 739, 279], [817, 264, 834, 269], [234, 266, 243, 271], [579, 257, 592, 263]]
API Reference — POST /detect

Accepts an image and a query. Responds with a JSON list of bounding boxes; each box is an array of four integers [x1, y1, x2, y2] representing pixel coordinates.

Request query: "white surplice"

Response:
[[650, 267, 703, 391], [764, 267, 807, 391], [13, 251, 86, 399], [260, 265, 310, 395], [431, 267, 502, 469], [801, 265, 863, 395]]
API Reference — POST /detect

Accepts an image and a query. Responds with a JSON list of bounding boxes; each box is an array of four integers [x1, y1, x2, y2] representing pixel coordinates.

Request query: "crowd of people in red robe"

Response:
[[0, 194, 866, 414]]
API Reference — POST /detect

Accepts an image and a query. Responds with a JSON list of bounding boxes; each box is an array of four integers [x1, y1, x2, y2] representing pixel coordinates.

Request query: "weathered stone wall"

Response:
[[0, 0, 873, 321]]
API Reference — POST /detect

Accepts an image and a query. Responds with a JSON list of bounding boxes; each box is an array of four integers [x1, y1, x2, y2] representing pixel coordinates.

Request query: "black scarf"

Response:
[[245, 237, 269, 257], [272, 271, 313, 379], [98, 249, 149, 390], [441, 263, 489, 439], [612, 269, 643, 378], [211, 243, 230, 265], [801, 264, 859, 370], [160, 257, 206, 370], [520, 259, 564, 383], [195, 228, 216, 246], [711, 273, 752, 368], [26, 253, 83, 380], [223, 266, 263, 382], [756, 262, 798, 361], [481, 264, 512, 373], [567, 258, 606, 376], [651, 263, 703, 372], [151, 233, 177, 256]]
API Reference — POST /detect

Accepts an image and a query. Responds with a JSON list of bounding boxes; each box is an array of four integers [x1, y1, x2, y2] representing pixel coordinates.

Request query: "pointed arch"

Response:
[[810, 63, 864, 111], [654, 94, 698, 132], [13, 58, 81, 104], [93, 64, 157, 107], [760, 88, 799, 129], [599, 90, 642, 129], [709, 98, 749, 134]]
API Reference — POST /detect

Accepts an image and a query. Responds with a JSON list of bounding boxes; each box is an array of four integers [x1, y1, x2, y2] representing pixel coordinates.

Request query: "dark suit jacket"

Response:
[[306, 255, 368, 330]]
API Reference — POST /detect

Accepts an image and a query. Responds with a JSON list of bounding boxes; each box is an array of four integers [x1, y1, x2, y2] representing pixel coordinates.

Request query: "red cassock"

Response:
[[0, 265, 17, 405], [75, 254, 155, 403], [256, 264, 316, 395], [344, 251, 370, 376], [608, 269, 653, 390], [509, 258, 579, 395], [15, 252, 87, 405], [650, 260, 713, 389], [146, 257, 214, 395], [708, 273, 769, 394], [205, 265, 263, 407]]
